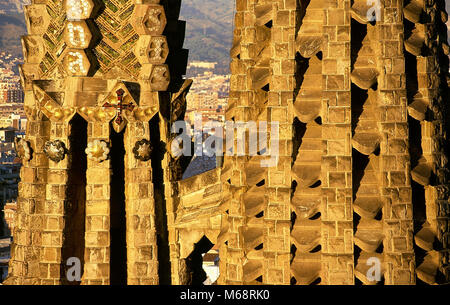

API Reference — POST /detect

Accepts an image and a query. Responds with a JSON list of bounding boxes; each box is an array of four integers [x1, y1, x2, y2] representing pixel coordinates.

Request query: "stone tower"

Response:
[[6, 0, 191, 285], [214, 0, 449, 285], [6, 0, 450, 286]]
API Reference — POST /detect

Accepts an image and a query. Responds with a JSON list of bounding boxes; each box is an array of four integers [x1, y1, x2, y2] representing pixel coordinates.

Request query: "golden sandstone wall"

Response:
[[217, 0, 449, 285], [5, 0, 450, 285], [6, 0, 190, 285]]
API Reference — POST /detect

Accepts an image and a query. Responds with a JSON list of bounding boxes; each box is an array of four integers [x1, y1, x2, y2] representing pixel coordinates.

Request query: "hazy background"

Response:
[[0, 0, 234, 74]]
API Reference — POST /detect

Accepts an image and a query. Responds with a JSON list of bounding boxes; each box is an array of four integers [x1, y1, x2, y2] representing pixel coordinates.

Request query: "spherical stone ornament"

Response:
[[14, 138, 32, 161], [133, 139, 152, 162], [44, 140, 67, 163], [85, 139, 110, 162]]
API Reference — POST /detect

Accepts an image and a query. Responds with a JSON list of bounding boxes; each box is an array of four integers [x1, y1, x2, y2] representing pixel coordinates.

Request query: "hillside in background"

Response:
[[180, 0, 234, 75], [0, 9, 26, 58], [0, 0, 234, 74]]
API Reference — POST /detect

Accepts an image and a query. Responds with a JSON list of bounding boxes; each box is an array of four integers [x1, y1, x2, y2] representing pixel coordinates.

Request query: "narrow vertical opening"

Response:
[[62, 114, 87, 285], [149, 114, 171, 285], [109, 125, 127, 285]]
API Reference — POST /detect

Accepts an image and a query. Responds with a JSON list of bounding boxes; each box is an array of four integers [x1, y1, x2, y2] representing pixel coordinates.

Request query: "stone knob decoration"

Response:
[[43, 140, 67, 163], [133, 139, 152, 162], [85, 139, 110, 162], [14, 138, 32, 161]]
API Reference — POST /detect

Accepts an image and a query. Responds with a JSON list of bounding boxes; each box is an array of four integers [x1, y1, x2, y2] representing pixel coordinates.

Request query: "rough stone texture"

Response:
[[5, 0, 190, 285], [4, 0, 449, 285]]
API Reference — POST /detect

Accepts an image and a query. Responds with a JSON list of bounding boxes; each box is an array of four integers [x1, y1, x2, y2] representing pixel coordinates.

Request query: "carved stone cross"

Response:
[[102, 88, 135, 125]]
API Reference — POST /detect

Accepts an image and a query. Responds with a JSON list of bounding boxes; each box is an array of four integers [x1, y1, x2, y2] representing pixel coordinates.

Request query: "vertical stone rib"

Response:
[[82, 122, 111, 285], [157, 0, 192, 285], [263, 0, 294, 285], [404, 0, 450, 284], [4, 115, 50, 285], [378, 1, 415, 285], [124, 121, 158, 284], [41, 121, 70, 284], [350, 8, 384, 285], [218, 0, 251, 284], [321, 0, 354, 285]]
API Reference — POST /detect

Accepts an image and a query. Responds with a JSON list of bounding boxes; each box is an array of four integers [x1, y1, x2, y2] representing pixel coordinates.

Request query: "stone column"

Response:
[[291, 0, 324, 285], [405, 0, 450, 284], [5, 112, 50, 285], [320, 0, 354, 285], [264, 0, 295, 285], [82, 121, 111, 285], [40, 121, 71, 284], [124, 120, 158, 284], [378, 1, 415, 285]]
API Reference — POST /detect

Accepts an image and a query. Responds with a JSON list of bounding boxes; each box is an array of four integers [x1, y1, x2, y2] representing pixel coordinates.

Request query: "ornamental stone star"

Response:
[[133, 139, 152, 161], [85, 140, 110, 162]]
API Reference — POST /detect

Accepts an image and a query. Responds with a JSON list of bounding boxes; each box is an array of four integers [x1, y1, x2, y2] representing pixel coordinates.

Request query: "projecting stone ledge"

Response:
[[414, 225, 436, 251], [411, 162, 432, 186], [291, 254, 321, 285], [353, 197, 383, 219], [405, 27, 425, 56], [351, 68, 378, 90], [354, 219, 384, 253], [355, 253, 384, 285], [408, 99, 429, 121], [352, 133, 381, 155], [416, 252, 439, 285], [296, 36, 323, 59], [294, 98, 321, 123], [404, 0, 424, 23]]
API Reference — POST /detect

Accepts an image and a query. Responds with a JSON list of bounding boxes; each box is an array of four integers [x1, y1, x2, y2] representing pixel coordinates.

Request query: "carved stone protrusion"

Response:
[[85, 140, 110, 162], [24, 4, 50, 35], [171, 79, 193, 122], [65, 0, 98, 20], [131, 4, 167, 35], [21, 36, 45, 64], [64, 21, 93, 49], [63, 49, 92, 76], [149, 65, 171, 91], [133, 139, 153, 162], [44, 140, 67, 163], [135, 35, 169, 65], [14, 138, 32, 162]]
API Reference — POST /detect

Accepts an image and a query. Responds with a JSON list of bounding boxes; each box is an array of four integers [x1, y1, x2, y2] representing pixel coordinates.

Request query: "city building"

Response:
[[2, 200, 16, 236], [0, 80, 23, 104]]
